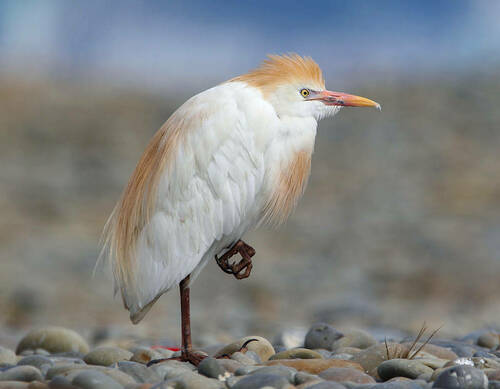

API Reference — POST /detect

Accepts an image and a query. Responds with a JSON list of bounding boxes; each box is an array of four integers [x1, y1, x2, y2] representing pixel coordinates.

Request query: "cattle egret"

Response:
[[102, 54, 380, 364]]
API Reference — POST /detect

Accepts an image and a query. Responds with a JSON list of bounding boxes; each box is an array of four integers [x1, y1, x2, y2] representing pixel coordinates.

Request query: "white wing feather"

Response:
[[121, 84, 266, 320]]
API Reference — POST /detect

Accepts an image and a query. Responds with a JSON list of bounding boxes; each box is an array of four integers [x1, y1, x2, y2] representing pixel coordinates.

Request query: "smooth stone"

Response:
[[148, 360, 196, 380], [234, 365, 260, 376], [243, 351, 261, 364], [433, 365, 488, 389], [487, 370, 500, 380], [231, 373, 292, 389], [306, 383, 346, 389], [430, 340, 475, 358], [294, 371, 324, 385], [473, 351, 497, 359], [0, 382, 30, 389], [330, 354, 354, 361], [270, 348, 324, 360], [48, 375, 79, 388], [214, 336, 275, 361], [72, 370, 123, 389], [248, 365, 296, 383], [378, 358, 433, 380], [83, 347, 132, 366], [0, 365, 43, 382], [130, 348, 164, 365], [265, 359, 363, 375], [198, 358, 226, 379], [0, 347, 16, 365], [18, 355, 54, 371], [231, 352, 256, 365], [165, 370, 224, 389], [305, 324, 344, 351], [116, 361, 160, 383], [477, 333, 499, 350], [375, 378, 425, 388], [319, 367, 375, 384], [46, 364, 134, 386], [351, 343, 408, 377], [334, 348, 362, 356], [216, 359, 244, 374], [17, 327, 89, 355], [331, 330, 377, 351], [51, 353, 85, 359], [401, 342, 458, 360]]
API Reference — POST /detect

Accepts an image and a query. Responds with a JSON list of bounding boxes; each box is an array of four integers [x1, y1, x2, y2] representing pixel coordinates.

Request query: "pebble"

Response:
[[305, 324, 343, 351], [319, 367, 375, 384], [116, 361, 160, 383], [72, 370, 123, 389], [217, 359, 244, 374], [129, 347, 164, 365], [270, 348, 324, 360], [0, 383, 31, 389], [214, 336, 275, 361], [231, 351, 257, 365], [375, 378, 425, 389], [148, 359, 196, 381], [0, 347, 16, 365], [265, 358, 363, 374], [331, 329, 377, 351], [306, 383, 347, 389], [273, 327, 308, 349], [400, 342, 458, 360], [433, 365, 488, 388], [17, 355, 54, 372], [0, 365, 43, 382], [377, 358, 433, 380], [83, 347, 132, 366], [48, 375, 79, 389], [198, 357, 226, 379], [248, 365, 296, 383], [165, 370, 224, 389], [477, 332, 499, 349], [231, 373, 292, 389], [351, 343, 407, 377], [16, 327, 89, 355], [294, 371, 325, 385]]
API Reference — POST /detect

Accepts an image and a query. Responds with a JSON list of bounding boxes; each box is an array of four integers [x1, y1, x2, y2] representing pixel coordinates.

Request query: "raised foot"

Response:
[[147, 350, 207, 367], [215, 240, 255, 280]]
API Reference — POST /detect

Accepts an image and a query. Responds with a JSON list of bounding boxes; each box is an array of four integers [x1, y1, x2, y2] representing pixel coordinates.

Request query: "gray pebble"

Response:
[[0, 347, 16, 365], [307, 382, 347, 389], [243, 351, 262, 364], [16, 327, 89, 355], [433, 365, 488, 389], [489, 381, 500, 389], [17, 355, 54, 370], [217, 359, 244, 373], [248, 365, 296, 383], [49, 375, 79, 388], [270, 348, 324, 360], [148, 359, 196, 380], [231, 352, 257, 365], [431, 340, 476, 358], [477, 333, 499, 350], [378, 358, 433, 380], [116, 360, 160, 383], [165, 370, 224, 389], [231, 373, 291, 389], [375, 380, 425, 389], [305, 323, 344, 351], [83, 347, 132, 366], [72, 370, 123, 389], [0, 365, 44, 382], [294, 371, 324, 385], [234, 365, 260, 376], [198, 357, 226, 379]]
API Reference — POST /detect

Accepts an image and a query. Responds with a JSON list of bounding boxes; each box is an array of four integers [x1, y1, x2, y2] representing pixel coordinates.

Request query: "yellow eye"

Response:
[[300, 89, 310, 97]]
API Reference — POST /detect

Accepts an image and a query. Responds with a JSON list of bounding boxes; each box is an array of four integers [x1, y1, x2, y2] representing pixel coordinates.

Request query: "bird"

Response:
[[101, 54, 380, 364]]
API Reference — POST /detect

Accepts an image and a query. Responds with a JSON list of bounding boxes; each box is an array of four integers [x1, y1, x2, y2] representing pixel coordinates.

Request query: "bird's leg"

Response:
[[147, 274, 206, 367], [215, 240, 255, 280]]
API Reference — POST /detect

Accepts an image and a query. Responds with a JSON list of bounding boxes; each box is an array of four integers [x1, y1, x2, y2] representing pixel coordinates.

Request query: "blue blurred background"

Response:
[[1, 1, 499, 348]]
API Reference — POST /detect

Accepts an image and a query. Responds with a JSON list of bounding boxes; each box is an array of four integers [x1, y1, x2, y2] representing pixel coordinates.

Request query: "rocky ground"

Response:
[[1, 325, 500, 388]]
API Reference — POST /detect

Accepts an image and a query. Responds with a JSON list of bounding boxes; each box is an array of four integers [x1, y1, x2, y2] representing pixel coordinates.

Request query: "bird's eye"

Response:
[[300, 88, 310, 98]]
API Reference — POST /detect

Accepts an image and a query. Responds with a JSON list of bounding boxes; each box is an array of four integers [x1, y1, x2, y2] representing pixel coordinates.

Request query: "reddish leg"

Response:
[[148, 275, 206, 366]]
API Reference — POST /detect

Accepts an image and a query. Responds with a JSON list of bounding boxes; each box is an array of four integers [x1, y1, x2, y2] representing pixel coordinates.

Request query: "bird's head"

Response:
[[232, 54, 380, 121]]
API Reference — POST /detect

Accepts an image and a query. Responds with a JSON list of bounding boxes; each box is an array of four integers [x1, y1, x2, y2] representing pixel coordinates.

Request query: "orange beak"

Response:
[[312, 90, 381, 110]]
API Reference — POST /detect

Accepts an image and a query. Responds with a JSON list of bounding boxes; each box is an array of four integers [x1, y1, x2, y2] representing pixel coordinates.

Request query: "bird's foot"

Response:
[[215, 240, 255, 280], [147, 350, 207, 367]]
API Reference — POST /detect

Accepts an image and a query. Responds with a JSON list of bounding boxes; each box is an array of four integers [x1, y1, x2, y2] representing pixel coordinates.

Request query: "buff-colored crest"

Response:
[[231, 54, 325, 95]]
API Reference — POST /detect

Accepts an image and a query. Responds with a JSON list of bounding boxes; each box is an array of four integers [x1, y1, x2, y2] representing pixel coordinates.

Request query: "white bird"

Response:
[[102, 54, 380, 364]]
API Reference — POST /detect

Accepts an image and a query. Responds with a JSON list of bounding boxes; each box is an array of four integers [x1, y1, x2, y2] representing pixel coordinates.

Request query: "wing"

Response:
[[102, 84, 265, 322]]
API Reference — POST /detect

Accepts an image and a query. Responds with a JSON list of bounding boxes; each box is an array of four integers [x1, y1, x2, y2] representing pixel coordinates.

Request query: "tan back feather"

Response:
[[231, 54, 325, 95], [102, 112, 186, 294]]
